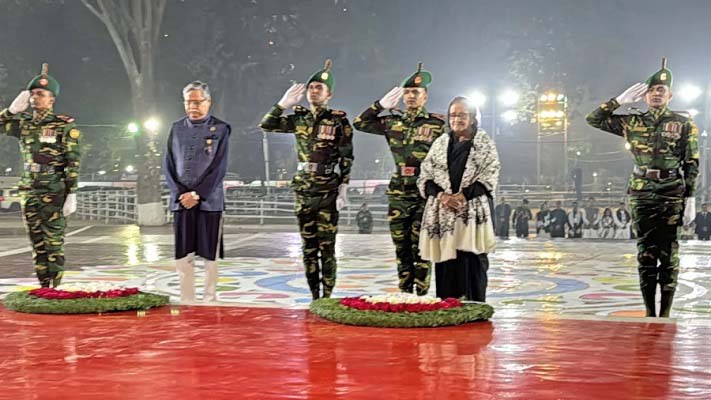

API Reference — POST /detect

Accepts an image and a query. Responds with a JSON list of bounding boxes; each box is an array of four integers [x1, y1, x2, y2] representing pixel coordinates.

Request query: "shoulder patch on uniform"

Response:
[[330, 109, 347, 117], [669, 110, 691, 122], [56, 114, 75, 124], [69, 129, 81, 139], [293, 105, 309, 114]]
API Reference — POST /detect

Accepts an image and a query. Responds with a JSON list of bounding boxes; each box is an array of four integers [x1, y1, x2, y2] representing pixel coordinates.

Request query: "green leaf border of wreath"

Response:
[[310, 298, 494, 328], [3, 290, 170, 314]]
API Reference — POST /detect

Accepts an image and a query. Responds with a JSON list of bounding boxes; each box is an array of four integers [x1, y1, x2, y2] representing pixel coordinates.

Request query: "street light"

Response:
[[678, 84, 702, 103], [536, 90, 568, 184], [501, 110, 518, 123], [467, 88, 521, 140], [125, 165, 135, 173], [498, 89, 520, 106], [127, 122, 139, 134], [673, 83, 711, 192], [98, 170, 106, 176], [143, 118, 160, 133], [468, 91, 487, 107]]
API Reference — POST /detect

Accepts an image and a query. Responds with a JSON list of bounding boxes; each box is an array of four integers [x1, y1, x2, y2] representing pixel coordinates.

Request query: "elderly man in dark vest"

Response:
[[164, 81, 231, 303]]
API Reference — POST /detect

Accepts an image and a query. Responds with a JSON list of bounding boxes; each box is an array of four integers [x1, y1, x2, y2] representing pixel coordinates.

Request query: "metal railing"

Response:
[[75, 188, 631, 225], [76, 189, 138, 223], [75, 189, 391, 225]]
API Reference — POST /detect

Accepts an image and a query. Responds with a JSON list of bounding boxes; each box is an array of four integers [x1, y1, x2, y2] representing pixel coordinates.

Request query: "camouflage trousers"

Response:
[[295, 191, 339, 299], [630, 194, 684, 317], [21, 191, 67, 287], [387, 194, 430, 295]]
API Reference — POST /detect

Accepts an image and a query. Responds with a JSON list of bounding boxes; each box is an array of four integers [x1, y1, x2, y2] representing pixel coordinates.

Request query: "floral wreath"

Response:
[[310, 293, 493, 328], [3, 282, 169, 314]]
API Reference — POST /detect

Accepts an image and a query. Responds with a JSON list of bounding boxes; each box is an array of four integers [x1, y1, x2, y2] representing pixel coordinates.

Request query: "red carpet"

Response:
[[1, 306, 709, 399]]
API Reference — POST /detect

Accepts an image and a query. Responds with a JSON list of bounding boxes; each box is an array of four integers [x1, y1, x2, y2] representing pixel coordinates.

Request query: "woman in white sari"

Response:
[[417, 97, 500, 302]]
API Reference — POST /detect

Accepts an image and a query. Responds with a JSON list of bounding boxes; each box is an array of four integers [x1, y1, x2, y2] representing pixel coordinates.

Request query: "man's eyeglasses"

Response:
[[184, 99, 208, 106]]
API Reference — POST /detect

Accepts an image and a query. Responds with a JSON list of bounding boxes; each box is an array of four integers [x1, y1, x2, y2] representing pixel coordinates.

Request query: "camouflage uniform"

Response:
[[0, 66, 80, 287], [353, 65, 445, 295], [259, 62, 353, 299], [586, 63, 699, 317]]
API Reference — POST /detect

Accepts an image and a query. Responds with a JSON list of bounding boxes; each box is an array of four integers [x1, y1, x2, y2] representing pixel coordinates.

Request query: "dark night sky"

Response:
[[1, 0, 710, 185]]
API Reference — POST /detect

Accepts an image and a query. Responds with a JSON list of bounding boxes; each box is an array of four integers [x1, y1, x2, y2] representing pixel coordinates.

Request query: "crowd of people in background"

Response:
[[493, 197, 711, 241], [357, 196, 711, 241]]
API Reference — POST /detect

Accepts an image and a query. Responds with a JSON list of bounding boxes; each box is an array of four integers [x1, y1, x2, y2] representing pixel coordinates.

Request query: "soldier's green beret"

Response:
[[26, 63, 60, 96], [401, 62, 432, 88], [645, 57, 673, 88], [307, 59, 334, 92]]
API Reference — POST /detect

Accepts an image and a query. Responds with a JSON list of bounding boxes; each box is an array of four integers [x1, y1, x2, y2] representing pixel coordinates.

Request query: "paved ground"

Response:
[[1, 216, 709, 321]]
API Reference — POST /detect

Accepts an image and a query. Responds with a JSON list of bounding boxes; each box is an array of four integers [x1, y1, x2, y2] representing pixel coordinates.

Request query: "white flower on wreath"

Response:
[[59, 282, 129, 293], [359, 292, 442, 305]]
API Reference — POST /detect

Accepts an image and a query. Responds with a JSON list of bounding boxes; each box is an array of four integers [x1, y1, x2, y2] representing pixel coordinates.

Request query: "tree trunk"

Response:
[[131, 78, 164, 226], [81, 0, 167, 226]]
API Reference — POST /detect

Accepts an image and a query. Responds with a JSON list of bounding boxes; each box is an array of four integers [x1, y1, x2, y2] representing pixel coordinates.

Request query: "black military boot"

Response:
[[307, 274, 320, 300], [659, 290, 675, 318], [639, 266, 658, 317], [641, 286, 657, 317]]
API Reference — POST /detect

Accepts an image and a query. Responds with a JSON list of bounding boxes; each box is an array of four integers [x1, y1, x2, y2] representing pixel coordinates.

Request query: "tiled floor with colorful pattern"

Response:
[[1, 225, 709, 320]]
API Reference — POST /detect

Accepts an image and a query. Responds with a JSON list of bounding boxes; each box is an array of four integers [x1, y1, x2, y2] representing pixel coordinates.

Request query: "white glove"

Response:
[[9, 90, 31, 114], [277, 83, 306, 109], [615, 82, 648, 105], [378, 86, 404, 110], [336, 184, 348, 211], [63, 193, 77, 217], [683, 197, 696, 226]]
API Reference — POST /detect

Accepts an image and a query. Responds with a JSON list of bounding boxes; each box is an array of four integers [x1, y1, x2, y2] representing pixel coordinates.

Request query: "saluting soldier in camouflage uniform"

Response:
[[0, 63, 80, 287], [353, 63, 446, 295], [586, 58, 699, 317], [259, 60, 354, 300]]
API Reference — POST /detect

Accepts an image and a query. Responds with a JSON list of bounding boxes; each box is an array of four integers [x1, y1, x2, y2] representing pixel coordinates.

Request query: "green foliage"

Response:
[[310, 298, 494, 328], [3, 290, 169, 314]]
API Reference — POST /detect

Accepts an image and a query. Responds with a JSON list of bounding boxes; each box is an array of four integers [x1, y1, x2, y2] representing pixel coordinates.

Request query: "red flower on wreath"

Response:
[[339, 297, 462, 313], [29, 287, 140, 300]]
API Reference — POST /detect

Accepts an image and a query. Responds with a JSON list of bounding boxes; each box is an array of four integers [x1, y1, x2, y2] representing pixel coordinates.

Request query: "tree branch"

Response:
[[80, 0, 108, 24]]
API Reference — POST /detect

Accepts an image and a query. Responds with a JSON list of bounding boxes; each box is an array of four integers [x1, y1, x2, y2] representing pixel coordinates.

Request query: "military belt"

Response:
[[399, 166, 420, 177], [24, 163, 64, 174], [297, 162, 335, 175], [633, 166, 678, 180]]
